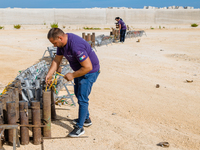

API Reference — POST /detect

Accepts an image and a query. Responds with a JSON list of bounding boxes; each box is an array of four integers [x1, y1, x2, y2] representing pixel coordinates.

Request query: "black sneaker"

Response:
[[72, 118, 92, 127], [68, 125, 85, 137]]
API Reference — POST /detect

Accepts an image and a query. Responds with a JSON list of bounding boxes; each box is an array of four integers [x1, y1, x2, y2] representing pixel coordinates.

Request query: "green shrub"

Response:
[[63, 25, 66, 28], [191, 23, 198, 27], [51, 23, 58, 28], [104, 28, 110, 30], [159, 26, 161, 29], [14, 24, 21, 29], [44, 23, 46, 25], [93, 28, 101, 30], [151, 27, 154, 30], [0, 26, 4, 29], [83, 27, 101, 30]]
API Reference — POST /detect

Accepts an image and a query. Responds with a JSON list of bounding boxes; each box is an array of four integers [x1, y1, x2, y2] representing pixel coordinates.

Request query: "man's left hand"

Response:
[[64, 73, 74, 81]]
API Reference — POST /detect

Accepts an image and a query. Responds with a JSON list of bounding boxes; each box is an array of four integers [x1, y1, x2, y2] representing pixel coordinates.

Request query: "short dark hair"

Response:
[[47, 28, 65, 39], [115, 17, 120, 20]]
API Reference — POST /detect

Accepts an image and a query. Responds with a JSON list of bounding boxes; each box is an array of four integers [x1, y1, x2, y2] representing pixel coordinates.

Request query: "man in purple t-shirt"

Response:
[[115, 17, 127, 43], [46, 28, 100, 137]]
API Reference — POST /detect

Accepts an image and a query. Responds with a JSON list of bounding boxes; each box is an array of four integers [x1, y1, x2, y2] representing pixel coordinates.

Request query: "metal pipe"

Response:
[[1, 94, 11, 142], [6, 90, 13, 101], [82, 33, 85, 40], [0, 95, 7, 111], [87, 33, 91, 41], [13, 128, 16, 150], [31, 101, 41, 145], [0, 101, 4, 150], [42, 90, 51, 137], [0, 102, 4, 124], [13, 87, 19, 122], [40, 81, 46, 108], [92, 32, 95, 42], [6, 101, 16, 145], [16, 79, 22, 101], [35, 79, 41, 102], [51, 88, 56, 120], [19, 101, 29, 145], [20, 124, 46, 127], [8, 88, 19, 122], [0, 94, 8, 125]]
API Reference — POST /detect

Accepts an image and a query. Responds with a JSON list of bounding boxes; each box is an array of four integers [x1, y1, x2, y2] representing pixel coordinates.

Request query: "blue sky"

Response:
[[0, 0, 199, 9]]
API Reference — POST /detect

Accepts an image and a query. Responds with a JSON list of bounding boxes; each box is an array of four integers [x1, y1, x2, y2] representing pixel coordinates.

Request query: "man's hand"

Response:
[[64, 73, 74, 81], [45, 74, 52, 86]]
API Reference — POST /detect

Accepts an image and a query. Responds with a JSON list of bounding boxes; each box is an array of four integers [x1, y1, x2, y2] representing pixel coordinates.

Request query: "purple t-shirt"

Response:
[[118, 19, 127, 30], [57, 33, 100, 73]]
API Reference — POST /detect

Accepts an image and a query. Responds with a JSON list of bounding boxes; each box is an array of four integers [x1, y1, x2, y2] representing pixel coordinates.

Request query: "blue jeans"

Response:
[[74, 70, 100, 128], [120, 29, 126, 42]]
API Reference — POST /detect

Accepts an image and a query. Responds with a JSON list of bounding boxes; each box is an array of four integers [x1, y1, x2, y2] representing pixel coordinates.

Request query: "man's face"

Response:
[[49, 37, 64, 48]]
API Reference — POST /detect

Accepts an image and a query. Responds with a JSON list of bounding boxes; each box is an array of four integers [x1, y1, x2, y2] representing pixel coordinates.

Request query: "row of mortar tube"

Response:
[[0, 80, 54, 147], [82, 32, 95, 47]]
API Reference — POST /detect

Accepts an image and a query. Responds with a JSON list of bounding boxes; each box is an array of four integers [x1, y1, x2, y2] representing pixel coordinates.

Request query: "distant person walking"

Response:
[[115, 17, 127, 43]]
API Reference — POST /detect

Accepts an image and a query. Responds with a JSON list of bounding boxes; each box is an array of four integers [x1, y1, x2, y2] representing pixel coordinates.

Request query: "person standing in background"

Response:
[[115, 17, 127, 43]]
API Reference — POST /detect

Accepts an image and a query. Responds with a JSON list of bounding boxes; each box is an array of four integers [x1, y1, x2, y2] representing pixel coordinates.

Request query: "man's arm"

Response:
[[118, 24, 121, 33], [119, 24, 121, 30], [64, 57, 92, 81], [45, 55, 63, 84]]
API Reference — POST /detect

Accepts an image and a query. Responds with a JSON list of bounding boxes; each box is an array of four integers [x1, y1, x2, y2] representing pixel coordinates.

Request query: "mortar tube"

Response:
[[82, 32, 85, 40], [92, 32, 95, 42], [6, 101, 16, 146], [19, 101, 29, 145], [6, 90, 13, 101], [35, 89, 41, 102], [0, 95, 7, 111], [0, 94, 9, 122], [42, 90, 51, 137], [1, 94, 10, 141], [0, 101, 3, 149], [87, 33, 91, 41], [51, 88, 56, 120], [35, 79, 41, 102], [31, 101, 41, 145], [40, 81, 46, 108], [14, 87, 19, 122], [9, 88, 19, 122], [15, 79, 22, 101]]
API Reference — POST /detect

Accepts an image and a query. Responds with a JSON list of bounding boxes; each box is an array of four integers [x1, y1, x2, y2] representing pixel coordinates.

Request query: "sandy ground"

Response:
[[0, 26, 200, 150]]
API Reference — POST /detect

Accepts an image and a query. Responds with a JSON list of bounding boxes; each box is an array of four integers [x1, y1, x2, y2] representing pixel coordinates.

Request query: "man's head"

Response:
[[47, 28, 67, 48], [115, 17, 120, 22]]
